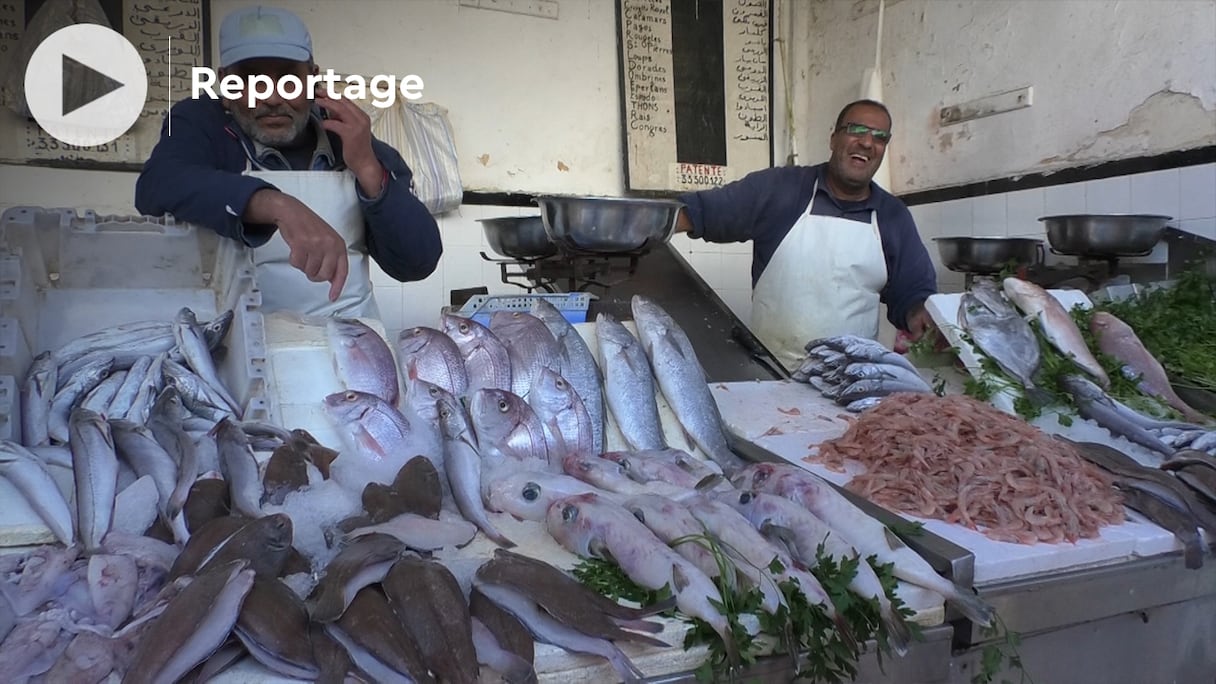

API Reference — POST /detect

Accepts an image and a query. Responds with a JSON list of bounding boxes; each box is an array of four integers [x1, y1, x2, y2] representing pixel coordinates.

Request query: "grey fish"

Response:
[[331, 586, 434, 683], [382, 557, 481, 684], [233, 577, 320, 680], [328, 317, 400, 405], [124, 559, 256, 684], [173, 307, 241, 414], [844, 396, 884, 413], [959, 287, 1045, 398], [790, 355, 827, 382], [20, 352, 57, 447], [491, 310, 563, 399], [162, 358, 235, 422], [595, 313, 667, 451], [148, 388, 200, 519], [527, 367, 594, 458], [112, 474, 160, 536], [836, 377, 931, 405], [471, 388, 552, 470], [806, 334, 921, 375], [48, 356, 114, 443], [211, 417, 265, 518], [111, 418, 188, 543], [0, 441, 75, 545], [471, 616, 537, 684], [347, 512, 477, 551], [439, 394, 514, 547], [107, 355, 154, 419], [323, 389, 441, 489], [70, 406, 119, 552], [397, 325, 469, 398], [125, 352, 167, 423], [1061, 375, 1175, 455], [631, 296, 745, 474], [50, 320, 171, 367], [80, 370, 127, 415], [841, 361, 931, 388], [442, 313, 512, 394], [532, 298, 605, 454], [308, 534, 405, 623], [809, 375, 842, 399], [44, 632, 117, 683]]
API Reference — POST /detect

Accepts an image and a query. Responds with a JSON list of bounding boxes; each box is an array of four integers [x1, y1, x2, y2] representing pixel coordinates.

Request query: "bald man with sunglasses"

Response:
[[674, 99, 937, 369]]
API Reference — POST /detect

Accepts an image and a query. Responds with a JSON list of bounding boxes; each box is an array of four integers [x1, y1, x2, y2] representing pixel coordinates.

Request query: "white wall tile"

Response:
[[717, 288, 752, 323], [1044, 183, 1086, 215], [1182, 217, 1216, 240], [936, 198, 973, 238], [720, 240, 752, 255], [688, 240, 723, 254], [1005, 188, 1045, 236], [442, 251, 488, 294], [971, 194, 1007, 237], [401, 273, 445, 329], [442, 208, 486, 248], [668, 232, 695, 255], [1179, 164, 1216, 220], [908, 201, 942, 241], [687, 251, 723, 285], [373, 284, 405, 332], [1084, 176, 1131, 214], [1129, 168, 1180, 219], [717, 253, 753, 291]]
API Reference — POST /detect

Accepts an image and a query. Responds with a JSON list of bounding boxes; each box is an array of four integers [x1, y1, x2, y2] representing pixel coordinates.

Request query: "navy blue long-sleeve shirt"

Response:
[[678, 163, 937, 330], [135, 97, 442, 283]]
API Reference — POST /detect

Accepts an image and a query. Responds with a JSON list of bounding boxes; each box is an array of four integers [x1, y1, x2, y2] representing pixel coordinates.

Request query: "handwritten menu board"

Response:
[[0, 0, 209, 170], [618, 0, 771, 194]]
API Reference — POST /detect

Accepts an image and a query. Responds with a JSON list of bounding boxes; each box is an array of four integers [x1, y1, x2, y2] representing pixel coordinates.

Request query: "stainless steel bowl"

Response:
[[933, 236, 1044, 274], [1040, 214, 1170, 257], [478, 216, 557, 259], [535, 195, 683, 255]]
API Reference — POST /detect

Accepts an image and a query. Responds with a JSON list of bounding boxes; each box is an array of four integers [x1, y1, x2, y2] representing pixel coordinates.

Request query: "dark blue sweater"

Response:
[[134, 97, 442, 283], [678, 163, 937, 330]]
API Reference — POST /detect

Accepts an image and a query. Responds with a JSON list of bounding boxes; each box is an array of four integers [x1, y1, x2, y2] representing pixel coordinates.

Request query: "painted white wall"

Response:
[[789, 0, 1216, 193]]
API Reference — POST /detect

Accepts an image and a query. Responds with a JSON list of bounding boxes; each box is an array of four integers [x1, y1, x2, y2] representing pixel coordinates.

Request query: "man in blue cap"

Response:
[[136, 5, 441, 319]]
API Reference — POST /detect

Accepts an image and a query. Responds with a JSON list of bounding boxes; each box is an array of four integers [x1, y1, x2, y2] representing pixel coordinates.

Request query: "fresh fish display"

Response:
[[328, 317, 400, 405], [528, 367, 595, 458], [532, 298, 605, 455], [0, 442, 74, 546], [595, 313, 667, 451], [1061, 375, 1178, 455], [382, 557, 481, 684], [484, 469, 623, 522], [397, 325, 469, 397], [233, 577, 320, 679], [491, 310, 563, 399], [792, 335, 929, 410], [329, 586, 432, 683], [959, 279, 1046, 398], [442, 313, 512, 395], [323, 389, 441, 489], [631, 296, 745, 474], [70, 407, 119, 552], [173, 307, 242, 415], [1089, 311, 1209, 423], [1002, 277, 1110, 387], [622, 494, 722, 581], [470, 388, 551, 470], [439, 394, 514, 547], [48, 356, 114, 444], [212, 418, 265, 519]]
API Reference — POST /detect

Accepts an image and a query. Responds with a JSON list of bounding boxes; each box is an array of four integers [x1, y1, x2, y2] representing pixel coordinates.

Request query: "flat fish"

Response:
[[330, 586, 433, 683], [382, 557, 481, 684]]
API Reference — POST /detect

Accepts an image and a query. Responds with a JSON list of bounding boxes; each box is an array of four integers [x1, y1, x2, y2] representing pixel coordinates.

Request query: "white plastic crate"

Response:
[[0, 206, 271, 444]]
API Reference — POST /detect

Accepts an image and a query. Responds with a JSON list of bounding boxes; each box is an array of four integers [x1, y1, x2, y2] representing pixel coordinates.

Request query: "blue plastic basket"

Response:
[[457, 293, 595, 326]]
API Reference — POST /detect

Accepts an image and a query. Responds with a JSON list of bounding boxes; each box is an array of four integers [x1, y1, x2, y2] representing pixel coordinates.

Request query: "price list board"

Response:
[[617, 0, 772, 194]]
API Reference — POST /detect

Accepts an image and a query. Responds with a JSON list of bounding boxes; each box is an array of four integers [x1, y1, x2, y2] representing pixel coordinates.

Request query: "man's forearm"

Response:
[[243, 188, 288, 224]]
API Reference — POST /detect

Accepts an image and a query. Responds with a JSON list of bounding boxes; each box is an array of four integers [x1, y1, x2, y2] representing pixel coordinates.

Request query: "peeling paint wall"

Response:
[[787, 0, 1216, 193]]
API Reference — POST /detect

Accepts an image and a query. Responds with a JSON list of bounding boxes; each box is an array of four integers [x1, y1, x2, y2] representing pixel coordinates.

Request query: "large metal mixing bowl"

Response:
[[478, 216, 557, 259], [1040, 214, 1170, 257], [535, 195, 683, 254], [933, 236, 1044, 274]]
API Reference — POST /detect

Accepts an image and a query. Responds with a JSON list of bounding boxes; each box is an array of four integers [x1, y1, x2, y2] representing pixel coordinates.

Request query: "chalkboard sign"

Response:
[[0, 0, 210, 170], [617, 0, 772, 194]]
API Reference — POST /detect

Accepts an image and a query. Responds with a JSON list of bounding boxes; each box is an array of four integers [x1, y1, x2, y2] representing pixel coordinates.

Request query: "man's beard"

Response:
[[230, 104, 311, 146]]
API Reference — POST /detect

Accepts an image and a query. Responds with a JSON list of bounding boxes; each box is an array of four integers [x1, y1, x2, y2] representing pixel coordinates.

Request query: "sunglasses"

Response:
[[836, 122, 892, 143]]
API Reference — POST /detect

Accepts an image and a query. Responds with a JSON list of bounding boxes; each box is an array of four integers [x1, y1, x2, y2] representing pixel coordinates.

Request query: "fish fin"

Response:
[[946, 584, 996, 628], [883, 610, 912, 657], [1024, 386, 1054, 407], [1183, 536, 1204, 570], [883, 526, 910, 551], [694, 474, 726, 491], [671, 564, 690, 593], [610, 616, 668, 635]]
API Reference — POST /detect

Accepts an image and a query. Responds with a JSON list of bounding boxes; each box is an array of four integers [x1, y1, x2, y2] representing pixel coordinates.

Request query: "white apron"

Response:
[[243, 162, 379, 319], [749, 179, 888, 369]]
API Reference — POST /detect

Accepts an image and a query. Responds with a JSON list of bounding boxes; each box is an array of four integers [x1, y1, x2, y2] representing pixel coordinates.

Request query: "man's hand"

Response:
[[903, 301, 950, 352], [247, 189, 349, 302], [316, 94, 385, 198]]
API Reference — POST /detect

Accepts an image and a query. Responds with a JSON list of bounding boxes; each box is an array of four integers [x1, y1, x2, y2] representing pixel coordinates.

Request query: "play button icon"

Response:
[[25, 24, 148, 148]]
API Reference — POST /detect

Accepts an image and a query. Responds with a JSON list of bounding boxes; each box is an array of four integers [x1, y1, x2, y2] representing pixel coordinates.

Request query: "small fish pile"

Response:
[[791, 334, 932, 412], [813, 393, 1127, 545]]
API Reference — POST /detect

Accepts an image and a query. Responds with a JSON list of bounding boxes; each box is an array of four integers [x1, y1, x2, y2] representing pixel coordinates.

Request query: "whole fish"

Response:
[[1002, 277, 1110, 387], [148, 388, 199, 522], [734, 462, 995, 627], [323, 389, 441, 489], [211, 418, 265, 518], [111, 418, 189, 544], [528, 368, 594, 458], [804, 335, 920, 374], [233, 578, 320, 680], [347, 512, 478, 551], [125, 352, 167, 423], [0, 545, 78, 615], [1117, 487, 1204, 569], [0, 441, 74, 546], [622, 494, 721, 581], [382, 557, 481, 684], [50, 320, 171, 366], [20, 352, 57, 447], [262, 442, 310, 506], [546, 493, 739, 666], [439, 393, 514, 547], [308, 534, 405, 623], [107, 355, 153, 420], [80, 370, 127, 415], [70, 407, 119, 552], [562, 453, 690, 498], [1089, 311, 1209, 423], [397, 325, 469, 397], [532, 298, 605, 454], [595, 313, 667, 451], [112, 475, 160, 536], [470, 388, 551, 470], [173, 307, 241, 414], [841, 360, 932, 387], [328, 318, 400, 405], [490, 311, 563, 399], [959, 284, 1046, 398], [330, 586, 433, 683], [1060, 375, 1175, 455], [162, 358, 234, 422], [471, 616, 537, 684], [442, 313, 512, 394], [404, 377, 455, 426], [836, 377, 931, 405], [603, 449, 730, 493], [469, 587, 535, 670], [197, 514, 295, 579], [631, 296, 746, 474], [48, 356, 114, 443], [484, 470, 623, 522], [169, 516, 254, 580]]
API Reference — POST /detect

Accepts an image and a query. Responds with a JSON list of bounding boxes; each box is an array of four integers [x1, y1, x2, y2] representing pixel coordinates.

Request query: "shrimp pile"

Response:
[[810, 393, 1126, 544]]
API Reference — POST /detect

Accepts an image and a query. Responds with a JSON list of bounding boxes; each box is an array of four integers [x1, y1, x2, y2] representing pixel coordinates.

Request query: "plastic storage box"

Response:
[[0, 207, 271, 443], [456, 292, 594, 326]]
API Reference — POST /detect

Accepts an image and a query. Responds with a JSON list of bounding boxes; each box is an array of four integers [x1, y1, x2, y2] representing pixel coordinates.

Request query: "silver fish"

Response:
[[328, 317, 400, 405], [107, 355, 153, 419], [323, 389, 441, 489], [595, 313, 667, 451], [442, 313, 512, 394], [111, 418, 189, 543], [439, 394, 514, 547], [622, 494, 721, 581], [211, 417, 265, 518], [491, 310, 563, 400], [173, 307, 241, 414], [836, 377, 931, 405], [125, 352, 167, 423], [532, 298, 605, 454], [1003, 277, 1110, 387], [959, 285, 1044, 396], [80, 370, 127, 416], [484, 469, 622, 522], [20, 352, 57, 447], [48, 356, 114, 443], [397, 325, 469, 397], [842, 361, 931, 388], [111, 474, 160, 536], [69, 406, 119, 552], [404, 377, 453, 426], [347, 512, 478, 551], [162, 358, 234, 422], [471, 388, 551, 470], [0, 441, 74, 546], [148, 387, 199, 524], [50, 320, 171, 366], [631, 296, 746, 474], [1060, 374, 1175, 454], [528, 368, 594, 458]]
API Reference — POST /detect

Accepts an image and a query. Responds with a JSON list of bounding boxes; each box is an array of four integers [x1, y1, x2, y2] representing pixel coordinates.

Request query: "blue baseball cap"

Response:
[[219, 6, 313, 68]]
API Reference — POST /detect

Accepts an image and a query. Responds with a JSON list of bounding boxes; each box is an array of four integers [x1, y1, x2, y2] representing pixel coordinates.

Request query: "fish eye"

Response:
[[632, 510, 646, 524], [344, 391, 357, 400], [555, 378, 566, 389], [561, 504, 579, 522], [439, 407, 451, 418], [739, 492, 752, 504], [428, 386, 441, 397], [522, 483, 540, 501], [498, 400, 510, 412], [459, 323, 469, 334]]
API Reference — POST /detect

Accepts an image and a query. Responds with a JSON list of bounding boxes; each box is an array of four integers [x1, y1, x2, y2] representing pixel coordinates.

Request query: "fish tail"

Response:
[[608, 643, 647, 683], [882, 608, 913, 657], [610, 616, 666, 634], [946, 585, 996, 627], [1024, 385, 1054, 407], [831, 610, 859, 654], [479, 520, 516, 549], [1183, 536, 1204, 570]]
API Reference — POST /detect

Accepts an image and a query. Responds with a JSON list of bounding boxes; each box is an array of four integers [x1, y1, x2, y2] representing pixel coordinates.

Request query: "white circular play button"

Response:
[[24, 24, 148, 148]]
